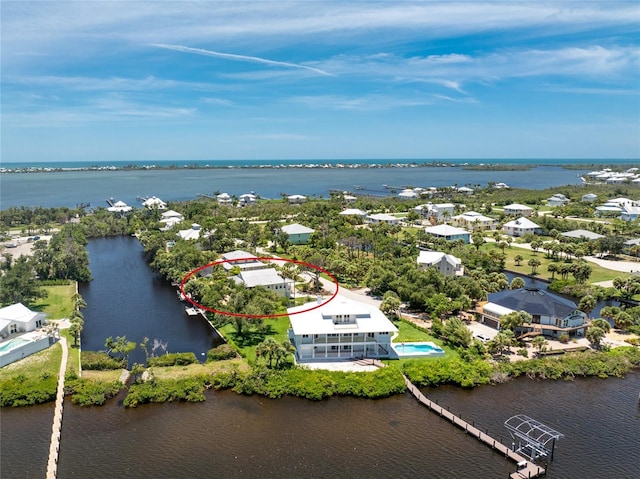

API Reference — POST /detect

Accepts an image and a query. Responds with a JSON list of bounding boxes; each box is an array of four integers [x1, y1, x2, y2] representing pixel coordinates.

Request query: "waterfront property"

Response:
[[423, 224, 470, 243], [106, 200, 132, 213], [142, 196, 166, 210], [502, 217, 542, 237], [287, 297, 398, 361], [281, 223, 315, 244], [479, 287, 588, 339], [217, 193, 232, 205], [0, 303, 47, 337], [417, 251, 464, 276], [287, 194, 307, 204], [0, 303, 54, 367], [177, 223, 203, 241]]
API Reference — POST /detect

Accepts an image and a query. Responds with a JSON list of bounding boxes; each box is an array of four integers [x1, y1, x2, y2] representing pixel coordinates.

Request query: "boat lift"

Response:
[[505, 414, 563, 463]]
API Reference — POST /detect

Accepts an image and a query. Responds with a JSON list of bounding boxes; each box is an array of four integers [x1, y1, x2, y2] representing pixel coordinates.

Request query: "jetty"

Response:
[[46, 336, 69, 479], [403, 375, 546, 479]]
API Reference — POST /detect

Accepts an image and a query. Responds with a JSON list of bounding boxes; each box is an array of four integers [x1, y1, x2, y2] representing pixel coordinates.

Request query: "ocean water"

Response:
[[1, 164, 595, 210]]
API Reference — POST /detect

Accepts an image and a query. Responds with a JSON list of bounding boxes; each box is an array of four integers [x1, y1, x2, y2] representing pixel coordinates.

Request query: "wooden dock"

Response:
[[403, 376, 546, 479], [46, 337, 69, 479]]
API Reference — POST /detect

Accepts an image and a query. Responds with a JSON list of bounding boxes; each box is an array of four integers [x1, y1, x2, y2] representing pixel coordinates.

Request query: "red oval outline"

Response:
[[179, 257, 340, 318]]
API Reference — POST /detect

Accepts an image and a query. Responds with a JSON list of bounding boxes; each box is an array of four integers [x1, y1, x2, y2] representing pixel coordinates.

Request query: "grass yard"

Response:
[[150, 358, 249, 380], [81, 369, 124, 382], [33, 283, 77, 319], [0, 341, 62, 381], [218, 315, 292, 362], [60, 329, 81, 375], [484, 243, 629, 283]]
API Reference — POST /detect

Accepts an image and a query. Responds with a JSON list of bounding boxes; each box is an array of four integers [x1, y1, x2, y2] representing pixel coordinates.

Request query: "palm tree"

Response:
[[514, 254, 524, 266], [531, 335, 547, 355], [528, 258, 541, 275], [578, 295, 597, 318]]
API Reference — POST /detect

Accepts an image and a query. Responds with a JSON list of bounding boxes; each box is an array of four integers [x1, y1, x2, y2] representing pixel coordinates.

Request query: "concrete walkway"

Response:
[[46, 337, 68, 479]]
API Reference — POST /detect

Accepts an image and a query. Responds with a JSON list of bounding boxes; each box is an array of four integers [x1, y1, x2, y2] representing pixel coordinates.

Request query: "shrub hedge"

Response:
[[147, 352, 198, 367], [81, 351, 126, 370], [206, 344, 238, 361]]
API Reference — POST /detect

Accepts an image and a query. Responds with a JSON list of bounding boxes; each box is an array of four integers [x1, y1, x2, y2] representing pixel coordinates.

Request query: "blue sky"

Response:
[[1, 1, 639, 162]]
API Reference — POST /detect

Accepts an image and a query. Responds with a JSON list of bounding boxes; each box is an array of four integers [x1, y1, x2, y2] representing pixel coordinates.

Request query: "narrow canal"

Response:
[[79, 236, 223, 364]]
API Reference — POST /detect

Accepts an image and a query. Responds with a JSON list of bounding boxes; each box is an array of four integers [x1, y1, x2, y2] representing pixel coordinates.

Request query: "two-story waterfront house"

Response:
[[479, 287, 588, 339], [287, 298, 398, 361]]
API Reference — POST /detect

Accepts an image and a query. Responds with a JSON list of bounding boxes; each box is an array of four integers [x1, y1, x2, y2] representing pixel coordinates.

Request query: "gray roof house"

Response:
[[481, 287, 587, 339]]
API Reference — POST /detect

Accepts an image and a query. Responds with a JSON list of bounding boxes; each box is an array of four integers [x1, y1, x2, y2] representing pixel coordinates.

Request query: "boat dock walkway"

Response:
[[403, 376, 546, 479], [46, 336, 68, 479]]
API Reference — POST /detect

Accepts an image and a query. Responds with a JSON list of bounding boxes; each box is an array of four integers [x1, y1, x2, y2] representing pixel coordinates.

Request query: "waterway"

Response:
[[0, 165, 590, 209], [79, 236, 223, 365], [2, 236, 639, 479]]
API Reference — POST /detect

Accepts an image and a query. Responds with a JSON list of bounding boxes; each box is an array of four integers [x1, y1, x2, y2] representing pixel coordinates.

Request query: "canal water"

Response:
[[79, 236, 223, 365], [1, 237, 639, 478]]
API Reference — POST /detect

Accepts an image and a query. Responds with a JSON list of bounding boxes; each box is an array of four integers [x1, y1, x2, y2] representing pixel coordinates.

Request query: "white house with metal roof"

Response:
[[234, 268, 292, 297], [367, 213, 401, 226], [0, 303, 47, 337], [287, 297, 398, 361], [503, 203, 534, 217], [502, 217, 542, 237]]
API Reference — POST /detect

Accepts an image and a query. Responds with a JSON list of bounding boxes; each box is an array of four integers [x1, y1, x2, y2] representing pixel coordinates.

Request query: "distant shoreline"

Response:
[[1, 159, 638, 174]]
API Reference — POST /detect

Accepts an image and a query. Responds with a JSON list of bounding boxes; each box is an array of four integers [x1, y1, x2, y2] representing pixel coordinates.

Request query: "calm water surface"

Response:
[[0, 165, 587, 209], [2, 237, 639, 479], [80, 236, 223, 364]]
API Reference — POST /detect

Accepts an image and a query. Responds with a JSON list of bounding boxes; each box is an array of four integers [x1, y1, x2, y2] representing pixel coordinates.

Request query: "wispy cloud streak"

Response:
[[151, 43, 334, 77]]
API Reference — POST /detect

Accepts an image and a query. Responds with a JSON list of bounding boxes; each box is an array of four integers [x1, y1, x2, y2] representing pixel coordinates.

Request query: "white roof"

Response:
[[281, 223, 315, 235], [453, 211, 495, 222], [177, 225, 201, 240], [161, 209, 183, 219], [398, 190, 418, 198], [417, 251, 461, 266], [504, 203, 532, 211], [238, 268, 288, 287], [143, 196, 166, 208], [503, 217, 540, 229], [483, 302, 515, 317], [424, 224, 469, 236], [339, 208, 367, 216], [561, 230, 605, 240], [368, 213, 399, 222], [0, 303, 42, 324], [288, 297, 398, 335], [221, 250, 264, 270], [288, 194, 307, 200], [217, 193, 231, 199]]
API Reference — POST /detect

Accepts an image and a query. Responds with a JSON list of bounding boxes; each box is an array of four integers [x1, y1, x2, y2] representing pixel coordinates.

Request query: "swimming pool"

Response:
[[0, 337, 32, 353], [391, 341, 445, 358]]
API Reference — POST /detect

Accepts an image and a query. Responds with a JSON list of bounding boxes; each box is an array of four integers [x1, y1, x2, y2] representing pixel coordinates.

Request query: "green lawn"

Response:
[[0, 340, 62, 381], [219, 315, 292, 362], [33, 283, 77, 319], [61, 329, 81, 375], [484, 244, 629, 284]]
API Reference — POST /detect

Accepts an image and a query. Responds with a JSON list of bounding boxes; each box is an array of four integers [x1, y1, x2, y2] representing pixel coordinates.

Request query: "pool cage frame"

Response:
[[504, 414, 563, 463]]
